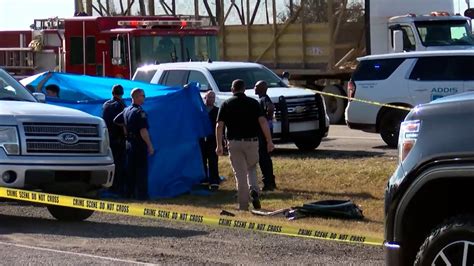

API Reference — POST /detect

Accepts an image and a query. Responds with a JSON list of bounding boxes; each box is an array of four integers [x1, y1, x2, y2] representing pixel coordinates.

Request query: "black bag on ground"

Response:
[[289, 200, 364, 220]]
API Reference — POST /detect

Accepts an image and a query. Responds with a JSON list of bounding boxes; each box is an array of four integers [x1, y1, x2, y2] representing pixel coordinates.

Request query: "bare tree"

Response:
[[138, 0, 146, 15], [278, 0, 364, 24], [148, 0, 155, 15], [89, 0, 137, 16]]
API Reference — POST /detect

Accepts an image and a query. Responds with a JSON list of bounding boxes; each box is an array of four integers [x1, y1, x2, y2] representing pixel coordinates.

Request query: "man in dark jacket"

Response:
[[200, 90, 220, 190], [102, 84, 127, 196]]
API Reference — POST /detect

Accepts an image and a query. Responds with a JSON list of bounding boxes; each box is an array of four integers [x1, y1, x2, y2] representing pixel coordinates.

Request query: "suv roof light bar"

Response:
[[430, 11, 450, 16]]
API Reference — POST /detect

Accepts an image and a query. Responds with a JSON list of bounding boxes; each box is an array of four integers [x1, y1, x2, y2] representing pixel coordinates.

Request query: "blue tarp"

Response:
[[22, 72, 211, 199]]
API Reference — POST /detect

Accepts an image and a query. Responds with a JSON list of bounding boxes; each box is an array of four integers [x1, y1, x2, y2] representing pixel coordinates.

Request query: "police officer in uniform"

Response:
[[102, 84, 126, 196], [216, 79, 274, 211], [200, 90, 220, 190], [254, 80, 277, 191], [114, 88, 154, 200]]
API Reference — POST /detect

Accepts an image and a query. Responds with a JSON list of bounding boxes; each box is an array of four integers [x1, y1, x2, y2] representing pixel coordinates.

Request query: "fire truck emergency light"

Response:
[[118, 19, 202, 29]]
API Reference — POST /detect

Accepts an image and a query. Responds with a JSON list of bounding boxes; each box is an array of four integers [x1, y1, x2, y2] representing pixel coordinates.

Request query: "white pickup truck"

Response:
[[133, 61, 329, 151], [0, 69, 115, 221]]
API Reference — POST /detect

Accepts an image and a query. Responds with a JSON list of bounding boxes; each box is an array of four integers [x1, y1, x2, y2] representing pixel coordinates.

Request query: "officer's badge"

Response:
[[140, 112, 147, 119]]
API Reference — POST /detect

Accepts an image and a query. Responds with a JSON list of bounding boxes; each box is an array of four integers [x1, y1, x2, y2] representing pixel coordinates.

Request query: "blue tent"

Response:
[[22, 72, 211, 199]]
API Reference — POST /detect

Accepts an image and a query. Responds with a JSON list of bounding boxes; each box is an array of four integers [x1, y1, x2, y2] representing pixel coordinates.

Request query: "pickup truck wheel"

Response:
[[414, 216, 474, 266], [322, 85, 347, 124], [294, 136, 322, 151], [379, 110, 408, 148], [46, 190, 99, 221], [47, 206, 94, 221]]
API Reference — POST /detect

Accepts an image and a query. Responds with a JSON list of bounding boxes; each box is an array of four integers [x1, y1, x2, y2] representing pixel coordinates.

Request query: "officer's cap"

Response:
[[112, 84, 124, 96]]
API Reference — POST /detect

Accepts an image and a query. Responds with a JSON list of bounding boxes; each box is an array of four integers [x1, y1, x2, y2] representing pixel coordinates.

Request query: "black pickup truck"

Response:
[[384, 92, 474, 265]]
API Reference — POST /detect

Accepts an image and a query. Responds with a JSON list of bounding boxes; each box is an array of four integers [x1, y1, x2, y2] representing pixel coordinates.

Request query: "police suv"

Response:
[[345, 50, 474, 147], [133, 61, 329, 151]]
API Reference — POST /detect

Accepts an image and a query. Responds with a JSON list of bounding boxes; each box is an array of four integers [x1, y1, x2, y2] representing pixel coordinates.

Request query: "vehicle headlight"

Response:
[[102, 127, 110, 154], [0, 127, 19, 155]]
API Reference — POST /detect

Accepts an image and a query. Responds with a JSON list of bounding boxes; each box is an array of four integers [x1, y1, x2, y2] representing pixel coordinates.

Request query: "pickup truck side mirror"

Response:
[[112, 38, 123, 65], [465, 8, 474, 19], [281, 71, 290, 86], [392, 30, 404, 53], [32, 92, 46, 103]]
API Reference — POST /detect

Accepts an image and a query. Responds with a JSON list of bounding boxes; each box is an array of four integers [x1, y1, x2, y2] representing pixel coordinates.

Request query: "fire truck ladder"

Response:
[[0, 47, 36, 79]]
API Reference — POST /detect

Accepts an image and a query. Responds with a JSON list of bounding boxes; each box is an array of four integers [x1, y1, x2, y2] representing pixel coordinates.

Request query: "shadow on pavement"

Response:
[[372, 145, 395, 150], [0, 211, 208, 239]]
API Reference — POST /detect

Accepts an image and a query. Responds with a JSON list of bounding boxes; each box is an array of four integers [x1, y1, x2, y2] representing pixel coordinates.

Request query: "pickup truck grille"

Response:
[[275, 96, 319, 122], [23, 123, 99, 137], [26, 141, 101, 154], [22, 123, 101, 154]]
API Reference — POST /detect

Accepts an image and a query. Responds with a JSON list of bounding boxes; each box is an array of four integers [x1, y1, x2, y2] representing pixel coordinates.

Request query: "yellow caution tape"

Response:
[[311, 89, 413, 112], [0, 187, 383, 246]]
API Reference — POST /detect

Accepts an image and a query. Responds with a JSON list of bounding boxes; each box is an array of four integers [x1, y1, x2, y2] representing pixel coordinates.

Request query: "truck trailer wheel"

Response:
[[322, 85, 347, 124], [47, 205, 94, 221], [294, 136, 323, 151], [414, 215, 474, 266], [379, 110, 407, 148]]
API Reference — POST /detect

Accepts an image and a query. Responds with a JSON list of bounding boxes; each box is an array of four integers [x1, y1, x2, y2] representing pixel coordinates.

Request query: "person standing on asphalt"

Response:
[[216, 79, 274, 210], [102, 84, 127, 197], [254, 80, 277, 191], [200, 90, 220, 191], [114, 88, 154, 200]]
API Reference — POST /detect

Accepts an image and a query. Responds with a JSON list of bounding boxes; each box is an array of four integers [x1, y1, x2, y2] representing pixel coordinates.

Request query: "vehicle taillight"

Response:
[[398, 120, 420, 163], [347, 79, 356, 101]]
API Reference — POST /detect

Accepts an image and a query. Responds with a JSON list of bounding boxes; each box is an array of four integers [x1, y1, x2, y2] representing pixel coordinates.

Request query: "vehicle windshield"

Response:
[[0, 69, 36, 102], [210, 67, 286, 92], [183, 36, 218, 61], [415, 20, 474, 46], [131, 35, 218, 70], [132, 36, 181, 68]]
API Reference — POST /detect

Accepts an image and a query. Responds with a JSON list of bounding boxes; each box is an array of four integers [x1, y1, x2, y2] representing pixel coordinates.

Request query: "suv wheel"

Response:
[[294, 136, 322, 151], [379, 110, 408, 148], [414, 215, 474, 266], [322, 85, 347, 124]]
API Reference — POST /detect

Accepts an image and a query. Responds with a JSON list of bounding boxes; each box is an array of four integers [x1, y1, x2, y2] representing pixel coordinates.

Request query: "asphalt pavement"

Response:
[[279, 125, 397, 158]]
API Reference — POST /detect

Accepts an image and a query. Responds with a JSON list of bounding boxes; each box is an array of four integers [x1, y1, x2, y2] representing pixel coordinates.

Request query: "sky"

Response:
[[0, 0, 471, 30], [0, 0, 75, 30]]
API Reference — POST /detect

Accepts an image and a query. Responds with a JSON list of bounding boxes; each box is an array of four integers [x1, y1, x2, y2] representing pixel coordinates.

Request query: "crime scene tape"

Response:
[[310, 89, 413, 111], [0, 187, 383, 246]]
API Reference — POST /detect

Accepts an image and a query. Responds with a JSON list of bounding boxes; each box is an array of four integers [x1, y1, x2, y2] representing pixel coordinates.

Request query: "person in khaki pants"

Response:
[[215, 79, 274, 210]]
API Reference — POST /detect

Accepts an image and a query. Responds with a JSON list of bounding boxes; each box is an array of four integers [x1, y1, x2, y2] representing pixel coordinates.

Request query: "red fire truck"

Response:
[[0, 16, 219, 79]]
